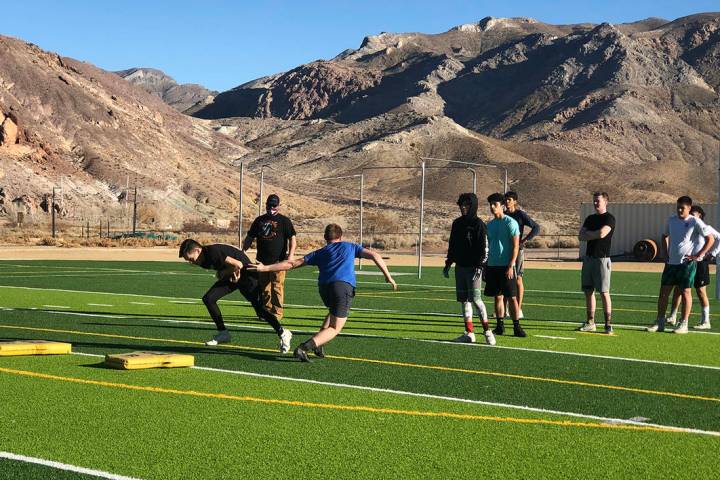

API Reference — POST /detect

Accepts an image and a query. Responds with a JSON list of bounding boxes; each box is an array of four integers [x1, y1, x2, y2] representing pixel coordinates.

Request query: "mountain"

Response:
[[190, 14, 720, 232], [115, 67, 217, 113]]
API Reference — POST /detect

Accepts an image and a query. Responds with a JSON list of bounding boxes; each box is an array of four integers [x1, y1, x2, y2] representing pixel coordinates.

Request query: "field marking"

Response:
[[169, 301, 198, 304], [0, 366, 705, 436], [129, 301, 154, 305], [69, 351, 720, 437], [2, 323, 719, 403], [88, 303, 114, 307], [534, 335, 576, 340], [42, 305, 71, 309], [0, 451, 142, 480]]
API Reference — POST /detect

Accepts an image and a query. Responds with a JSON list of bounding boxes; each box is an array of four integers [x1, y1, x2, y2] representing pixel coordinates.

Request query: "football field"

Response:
[[0, 260, 718, 479]]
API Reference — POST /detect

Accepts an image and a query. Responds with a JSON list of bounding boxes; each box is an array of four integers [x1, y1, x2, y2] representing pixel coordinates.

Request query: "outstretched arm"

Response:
[[249, 257, 305, 273], [360, 248, 397, 290]]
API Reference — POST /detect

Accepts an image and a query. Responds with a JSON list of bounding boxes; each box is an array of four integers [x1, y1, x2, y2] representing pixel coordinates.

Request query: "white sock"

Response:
[[702, 306, 710, 323], [668, 308, 678, 319]]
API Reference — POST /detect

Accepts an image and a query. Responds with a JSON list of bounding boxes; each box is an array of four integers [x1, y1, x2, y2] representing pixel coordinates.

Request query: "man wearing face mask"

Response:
[[243, 194, 297, 345], [443, 193, 493, 345]]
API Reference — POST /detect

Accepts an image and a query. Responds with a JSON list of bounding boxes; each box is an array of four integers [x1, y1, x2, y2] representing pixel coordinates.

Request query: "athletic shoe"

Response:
[[453, 331, 476, 343], [513, 325, 527, 338], [205, 330, 231, 346], [673, 320, 689, 334], [293, 346, 312, 362], [604, 324, 614, 335], [665, 315, 677, 326], [578, 322, 596, 332], [484, 331, 496, 346], [646, 320, 665, 333], [279, 329, 293, 354], [693, 322, 712, 330], [493, 320, 505, 335], [313, 345, 326, 358]]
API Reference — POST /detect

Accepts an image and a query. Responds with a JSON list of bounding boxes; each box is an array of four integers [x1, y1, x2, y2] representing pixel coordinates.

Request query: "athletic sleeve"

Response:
[[694, 217, 709, 237], [205, 247, 225, 271], [446, 219, 458, 267], [303, 250, 317, 266], [247, 218, 260, 239], [285, 217, 296, 237], [477, 221, 488, 266], [521, 211, 540, 242]]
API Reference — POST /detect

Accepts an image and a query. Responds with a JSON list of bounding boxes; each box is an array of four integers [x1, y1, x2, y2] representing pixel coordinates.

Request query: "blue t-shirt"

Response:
[[303, 241, 364, 286], [487, 215, 520, 267]]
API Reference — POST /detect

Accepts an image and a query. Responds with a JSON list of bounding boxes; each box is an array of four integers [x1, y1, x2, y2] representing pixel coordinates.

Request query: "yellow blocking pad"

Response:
[[0, 340, 72, 356], [104, 351, 194, 370]]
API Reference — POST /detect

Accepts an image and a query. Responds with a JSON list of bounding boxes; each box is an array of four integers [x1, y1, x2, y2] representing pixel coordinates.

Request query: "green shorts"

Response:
[[661, 262, 697, 289]]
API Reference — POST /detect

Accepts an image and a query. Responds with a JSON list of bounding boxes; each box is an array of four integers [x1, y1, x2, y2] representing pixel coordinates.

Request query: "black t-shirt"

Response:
[[507, 209, 540, 250], [199, 244, 257, 284], [583, 212, 615, 258], [247, 213, 296, 264]]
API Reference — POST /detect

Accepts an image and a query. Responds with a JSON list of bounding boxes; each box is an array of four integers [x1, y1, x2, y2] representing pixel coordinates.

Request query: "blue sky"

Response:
[[2, 1, 716, 91]]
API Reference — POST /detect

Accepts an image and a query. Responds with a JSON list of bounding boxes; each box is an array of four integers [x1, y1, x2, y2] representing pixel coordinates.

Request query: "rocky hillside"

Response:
[[115, 68, 217, 113], [186, 14, 720, 232]]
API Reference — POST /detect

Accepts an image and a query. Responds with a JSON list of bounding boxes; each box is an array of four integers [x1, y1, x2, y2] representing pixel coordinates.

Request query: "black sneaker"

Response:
[[513, 325, 527, 338], [313, 345, 326, 358], [493, 320, 505, 335], [293, 346, 312, 363]]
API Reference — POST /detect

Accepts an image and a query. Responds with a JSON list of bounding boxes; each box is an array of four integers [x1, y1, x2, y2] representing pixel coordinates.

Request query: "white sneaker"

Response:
[[673, 320, 688, 334], [205, 330, 231, 346], [279, 329, 293, 353], [578, 322, 596, 332], [693, 322, 712, 330], [666, 316, 677, 326], [646, 320, 665, 333], [484, 331, 496, 346], [453, 331, 476, 343]]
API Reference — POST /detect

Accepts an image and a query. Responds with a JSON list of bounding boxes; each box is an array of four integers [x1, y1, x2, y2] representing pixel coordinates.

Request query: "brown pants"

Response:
[[258, 270, 285, 320]]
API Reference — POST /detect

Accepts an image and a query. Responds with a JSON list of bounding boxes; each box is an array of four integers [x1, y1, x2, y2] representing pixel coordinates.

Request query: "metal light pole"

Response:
[[51, 188, 57, 238], [132, 186, 138, 234], [419, 160, 426, 278], [258, 164, 270, 216], [716, 143, 720, 300], [238, 163, 244, 246], [468, 168, 477, 194], [319, 173, 365, 269]]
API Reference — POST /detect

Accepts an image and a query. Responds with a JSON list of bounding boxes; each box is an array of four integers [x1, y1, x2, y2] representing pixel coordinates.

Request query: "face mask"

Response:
[[267, 207, 279, 215]]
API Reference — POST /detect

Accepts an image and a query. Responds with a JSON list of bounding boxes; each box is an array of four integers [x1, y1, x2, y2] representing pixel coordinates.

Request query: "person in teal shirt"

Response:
[[485, 193, 526, 337]]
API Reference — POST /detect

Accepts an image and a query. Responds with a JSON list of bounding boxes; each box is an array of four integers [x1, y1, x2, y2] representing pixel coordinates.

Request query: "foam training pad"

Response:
[[104, 351, 195, 370], [0, 340, 72, 356]]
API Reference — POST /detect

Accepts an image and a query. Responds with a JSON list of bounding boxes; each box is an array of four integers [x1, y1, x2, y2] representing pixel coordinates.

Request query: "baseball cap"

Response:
[[266, 194, 280, 208]]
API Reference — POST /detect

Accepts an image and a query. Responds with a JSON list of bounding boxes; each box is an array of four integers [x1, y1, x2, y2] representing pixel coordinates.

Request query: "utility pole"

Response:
[[51, 188, 57, 238], [418, 160, 426, 278], [238, 163, 244, 245], [132, 186, 138, 234]]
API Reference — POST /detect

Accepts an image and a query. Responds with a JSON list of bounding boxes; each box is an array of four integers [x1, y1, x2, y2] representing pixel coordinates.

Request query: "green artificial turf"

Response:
[[0, 458, 99, 479]]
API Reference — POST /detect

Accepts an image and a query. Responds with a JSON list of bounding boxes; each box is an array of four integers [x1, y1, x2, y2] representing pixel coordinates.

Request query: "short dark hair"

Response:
[[690, 205, 705, 219], [487, 193, 505, 204], [504, 191, 518, 201], [677, 196, 692, 206], [592, 191, 609, 201], [178, 238, 202, 257], [324, 224, 343, 242]]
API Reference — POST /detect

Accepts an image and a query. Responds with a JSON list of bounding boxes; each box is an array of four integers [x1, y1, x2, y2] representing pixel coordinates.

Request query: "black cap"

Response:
[[266, 194, 280, 208]]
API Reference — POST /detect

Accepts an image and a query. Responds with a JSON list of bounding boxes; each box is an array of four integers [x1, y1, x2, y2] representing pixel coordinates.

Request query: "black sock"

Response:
[[300, 339, 317, 351], [513, 320, 520, 328]]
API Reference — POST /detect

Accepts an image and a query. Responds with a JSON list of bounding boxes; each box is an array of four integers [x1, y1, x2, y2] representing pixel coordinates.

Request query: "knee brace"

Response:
[[462, 301, 472, 319]]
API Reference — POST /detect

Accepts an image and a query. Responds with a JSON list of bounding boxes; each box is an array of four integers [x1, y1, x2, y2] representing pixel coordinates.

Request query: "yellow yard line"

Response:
[[0, 366, 695, 435], [1, 324, 718, 403]]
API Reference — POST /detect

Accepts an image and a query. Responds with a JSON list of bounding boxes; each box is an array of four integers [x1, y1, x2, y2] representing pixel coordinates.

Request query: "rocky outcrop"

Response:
[[115, 68, 218, 113], [0, 111, 18, 147]]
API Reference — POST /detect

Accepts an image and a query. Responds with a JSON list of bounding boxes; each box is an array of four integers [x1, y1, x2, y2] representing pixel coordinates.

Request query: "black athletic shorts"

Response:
[[483, 266, 518, 298], [319, 281, 355, 318], [695, 258, 711, 288]]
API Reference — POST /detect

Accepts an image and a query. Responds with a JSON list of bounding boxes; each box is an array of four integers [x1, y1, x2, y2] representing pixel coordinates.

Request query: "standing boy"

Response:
[[647, 197, 714, 334], [243, 194, 297, 325], [179, 239, 292, 352], [503, 191, 541, 318], [578, 192, 615, 334], [665, 205, 719, 330], [485, 193, 526, 337], [443, 193, 493, 345], [249, 224, 397, 362]]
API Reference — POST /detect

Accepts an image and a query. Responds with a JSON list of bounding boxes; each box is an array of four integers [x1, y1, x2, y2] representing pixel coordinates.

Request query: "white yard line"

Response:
[[42, 305, 70, 309], [129, 301, 154, 305], [87, 303, 114, 307], [0, 451, 142, 480], [533, 335, 576, 341], [68, 352, 720, 437]]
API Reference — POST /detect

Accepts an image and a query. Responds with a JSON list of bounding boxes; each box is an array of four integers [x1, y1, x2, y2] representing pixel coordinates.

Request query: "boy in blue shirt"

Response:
[[485, 193, 526, 337], [249, 223, 397, 362]]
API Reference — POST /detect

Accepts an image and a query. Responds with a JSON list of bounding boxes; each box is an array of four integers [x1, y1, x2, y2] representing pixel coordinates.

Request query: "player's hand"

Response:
[[442, 266, 450, 278], [506, 266, 515, 280], [229, 269, 241, 283], [246, 262, 263, 272], [473, 267, 482, 282]]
